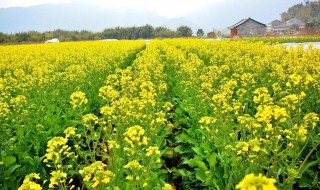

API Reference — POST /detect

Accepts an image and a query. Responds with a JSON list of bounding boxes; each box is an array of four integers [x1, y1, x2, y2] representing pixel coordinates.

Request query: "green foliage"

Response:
[[281, 1, 320, 22], [0, 25, 182, 44], [197, 29, 204, 37], [177, 26, 193, 37]]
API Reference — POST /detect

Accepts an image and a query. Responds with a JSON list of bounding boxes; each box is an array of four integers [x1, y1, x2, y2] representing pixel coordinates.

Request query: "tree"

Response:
[[177, 26, 193, 37], [196, 29, 204, 37]]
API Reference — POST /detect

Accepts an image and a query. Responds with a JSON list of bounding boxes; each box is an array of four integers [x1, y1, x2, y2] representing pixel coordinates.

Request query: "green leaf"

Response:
[[178, 169, 189, 177], [4, 165, 21, 177], [23, 156, 34, 165], [316, 151, 320, 159], [188, 158, 208, 170], [196, 169, 206, 182], [299, 158, 320, 177], [175, 107, 182, 115], [312, 172, 319, 186], [299, 175, 313, 188], [174, 145, 192, 154], [5, 156, 16, 167], [208, 153, 217, 169], [192, 147, 205, 157], [175, 132, 197, 145]]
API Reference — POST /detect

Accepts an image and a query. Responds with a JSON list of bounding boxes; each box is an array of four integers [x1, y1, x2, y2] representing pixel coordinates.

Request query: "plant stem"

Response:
[[298, 143, 319, 175]]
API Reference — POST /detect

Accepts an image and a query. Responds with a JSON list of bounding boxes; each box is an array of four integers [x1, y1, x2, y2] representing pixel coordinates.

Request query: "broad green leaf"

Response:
[[23, 156, 34, 165], [192, 147, 205, 157], [188, 158, 208, 170], [299, 175, 313, 188], [175, 132, 197, 145], [196, 169, 206, 182], [208, 153, 217, 168], [174, 145, 192, 154], [299, 159, 320, 177], [5, 156, 16, 167], [4, 165, 21, 177], [178, 169, 189, 177]]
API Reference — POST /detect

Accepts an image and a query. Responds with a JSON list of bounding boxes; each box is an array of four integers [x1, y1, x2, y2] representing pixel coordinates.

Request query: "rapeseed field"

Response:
[[0, 39, 319, 189]]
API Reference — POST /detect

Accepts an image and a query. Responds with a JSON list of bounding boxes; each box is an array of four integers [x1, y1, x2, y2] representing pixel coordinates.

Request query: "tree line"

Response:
[[0, 25, 199, 44], [281, 0, 320, 23]]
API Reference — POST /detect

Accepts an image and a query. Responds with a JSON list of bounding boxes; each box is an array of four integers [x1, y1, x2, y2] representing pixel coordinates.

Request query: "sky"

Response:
[[0, 0, 314, 33], [0, 0, 308, 18]]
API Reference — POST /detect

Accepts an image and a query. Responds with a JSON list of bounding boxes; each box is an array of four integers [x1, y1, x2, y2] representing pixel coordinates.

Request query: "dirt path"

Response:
[[281, 42, 320, 50]]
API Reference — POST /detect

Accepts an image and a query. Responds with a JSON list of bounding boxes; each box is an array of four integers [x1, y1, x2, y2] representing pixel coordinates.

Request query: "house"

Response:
[[267, 18, 306, 35], [267, 20, 288, 34], [228, 17, 267, 37], [267, 20, 283, 33], [286, 18, 305, 33], [207, 32, 216, 38]]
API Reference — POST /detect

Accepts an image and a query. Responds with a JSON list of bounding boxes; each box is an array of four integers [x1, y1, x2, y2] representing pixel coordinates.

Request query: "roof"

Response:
[[286, 18, 304, 26], [228, 17, 267, 29]]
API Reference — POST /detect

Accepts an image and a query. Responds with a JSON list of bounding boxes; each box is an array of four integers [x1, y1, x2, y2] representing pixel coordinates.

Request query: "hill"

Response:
[[281, 0, 320, 22]]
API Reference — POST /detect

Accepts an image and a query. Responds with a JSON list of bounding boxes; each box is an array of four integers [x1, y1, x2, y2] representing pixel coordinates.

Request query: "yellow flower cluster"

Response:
[[288, 72, 314, 87], [70, 91, 88, 109], [49, 170, 67, 188], [107, 140, 120, 150], [123, 125, 148, 148], [18, 173, 42, 190], [146, 146, 161, 157], [124, 160, 144, 181], [82, 113, 99, 129], [253, 87, 273, 105], [63, 127, 77, 138], [43, 137, 70, 164], [236, 173, 277, 190], [199, 116, 218, 133], [10, 95, 27, 111], [79, 161, 115, 188], [255, 105, 288, 123], [0, 99, 10, 120], [99, 85, 120, 102]]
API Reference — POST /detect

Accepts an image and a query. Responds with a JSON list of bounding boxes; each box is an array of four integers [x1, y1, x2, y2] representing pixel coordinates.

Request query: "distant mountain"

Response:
[[0, 2, 195, 34]]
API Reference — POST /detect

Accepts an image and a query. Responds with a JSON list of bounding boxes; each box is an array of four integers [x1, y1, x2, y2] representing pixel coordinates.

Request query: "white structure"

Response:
[[101, 39, 118, 41], [45, 38, 59, 43]]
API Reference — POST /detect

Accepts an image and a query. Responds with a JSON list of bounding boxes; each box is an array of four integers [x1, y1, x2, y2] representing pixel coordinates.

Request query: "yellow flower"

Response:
[[124, 125, 148, 147], [126, 175, 134, 181], [252, 145, 261, 152], [146, 146, 161, 157], [64, 127, 77, 138], [70, 91, 88, 109], [236, 173, 277, 190], [100, 105, 114, 116], [49, 170, 67, 188], [99, 85, 120, 101], [162, 183, 173, 190], [162, 102, 174, 111], [82, 114, 99, 129], [43, 137, 69, 164], [79, 161, 115, 187], [124, 160, 143, 170], [107, 140, 120, 150], [18, 173, 42, 190], [199, 116, 217, 125]]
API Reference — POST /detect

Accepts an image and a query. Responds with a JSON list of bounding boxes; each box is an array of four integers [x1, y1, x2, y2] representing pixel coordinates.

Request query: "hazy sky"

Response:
[[0, 0, 308, 18], [0, 0, 314, 33]]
